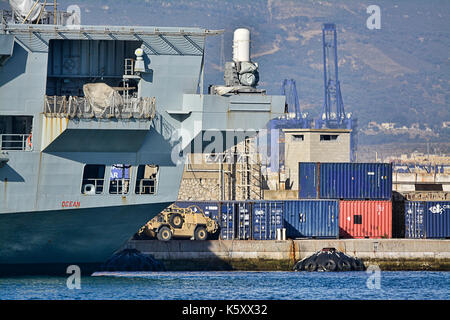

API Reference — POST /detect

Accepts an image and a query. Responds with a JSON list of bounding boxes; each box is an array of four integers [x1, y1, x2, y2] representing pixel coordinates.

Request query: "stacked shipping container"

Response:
[[284, 200, 339, 239], [298, 163, 392, 200], [167, 199, 447, 240], [220, 201, 251, 240], [404, 201, 425, 239], [171, 168, 449, 240], [404, 201, 450, 239], [252, 201, 284, 240], [176, 200, 337, 240], [339, 201, 392, 238], [298, 163, 394, 239]]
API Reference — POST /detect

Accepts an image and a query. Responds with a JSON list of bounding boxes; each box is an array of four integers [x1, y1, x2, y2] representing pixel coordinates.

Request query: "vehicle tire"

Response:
[[322, 259, 337, 272], [349, 259, 359, 271], [338, 260, 352, 271], [145, 229, 157, 239], [354, 259, 365, 271], [304, 261, 317, 272], [169, 213, 184, 229], [293, 260, 305, 271], [157, 226, 172, 241], [209, 229, 220, 240], [194, 226, 208, 241]]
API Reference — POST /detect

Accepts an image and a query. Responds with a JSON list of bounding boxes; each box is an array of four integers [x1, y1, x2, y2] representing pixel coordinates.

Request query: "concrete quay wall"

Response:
[[126, 239, 450, 270]]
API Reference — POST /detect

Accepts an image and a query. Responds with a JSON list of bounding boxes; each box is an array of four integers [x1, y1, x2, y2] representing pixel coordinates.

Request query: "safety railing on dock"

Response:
[[44, 95, 156, 120], [0, 134, 32, 151]]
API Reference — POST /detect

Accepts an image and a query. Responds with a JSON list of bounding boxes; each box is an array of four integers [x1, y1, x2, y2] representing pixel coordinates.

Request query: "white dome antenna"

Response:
[[134, 47, 146, 73]]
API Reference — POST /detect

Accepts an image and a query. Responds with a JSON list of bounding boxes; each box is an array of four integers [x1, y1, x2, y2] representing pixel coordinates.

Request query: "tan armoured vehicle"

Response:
[[137, 204, 219, 241]]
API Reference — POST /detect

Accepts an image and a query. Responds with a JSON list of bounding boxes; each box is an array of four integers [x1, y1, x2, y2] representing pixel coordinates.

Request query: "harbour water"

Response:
[[0, 271, 448, 300]]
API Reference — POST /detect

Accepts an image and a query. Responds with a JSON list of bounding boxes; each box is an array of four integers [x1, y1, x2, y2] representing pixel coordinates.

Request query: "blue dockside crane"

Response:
[[320, 23, 345, 126], [281, 79, 301, 120], [315, 23, 357, 161], [267, 79, 311, 171]]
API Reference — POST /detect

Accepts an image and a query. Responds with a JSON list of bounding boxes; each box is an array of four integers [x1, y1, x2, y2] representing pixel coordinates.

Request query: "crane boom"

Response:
[[322, 23, 345, 126]]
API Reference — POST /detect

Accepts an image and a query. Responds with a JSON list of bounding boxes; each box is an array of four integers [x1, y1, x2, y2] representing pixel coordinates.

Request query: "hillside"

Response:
[[1, 0, 449, 151]]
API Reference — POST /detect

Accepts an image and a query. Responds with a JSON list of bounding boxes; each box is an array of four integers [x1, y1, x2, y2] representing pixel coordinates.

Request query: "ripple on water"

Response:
[[0, 271, 449, 300]]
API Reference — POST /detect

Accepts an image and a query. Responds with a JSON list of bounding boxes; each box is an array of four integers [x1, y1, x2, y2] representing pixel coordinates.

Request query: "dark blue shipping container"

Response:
[[252, 201, 284, 240], [404, 201, 450, 239], [298, 163, 392, 200], [283, 200, 339, 239], [425, 202, 450, 239], [220, 201, 251, 240], [404, 201, 425, 239], [298, 163, 318, 199]]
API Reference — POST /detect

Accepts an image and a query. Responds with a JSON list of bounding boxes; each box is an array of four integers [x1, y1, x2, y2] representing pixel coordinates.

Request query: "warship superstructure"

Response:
[[0, 2, 284, 274]]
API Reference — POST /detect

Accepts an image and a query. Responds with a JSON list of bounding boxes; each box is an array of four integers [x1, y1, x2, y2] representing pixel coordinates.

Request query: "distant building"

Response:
[[282, 128, 351, 190], [381, 122, 395, 130]]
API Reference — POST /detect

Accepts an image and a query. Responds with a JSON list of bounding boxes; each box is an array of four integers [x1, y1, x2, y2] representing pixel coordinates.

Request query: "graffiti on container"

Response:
[[255, 210, 264, 216], [407, 209, 424, 223], [428, 204, 450, 215]]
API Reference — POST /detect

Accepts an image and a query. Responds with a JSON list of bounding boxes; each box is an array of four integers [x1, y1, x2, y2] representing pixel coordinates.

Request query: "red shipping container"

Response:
[[339, 201, 392, 239]]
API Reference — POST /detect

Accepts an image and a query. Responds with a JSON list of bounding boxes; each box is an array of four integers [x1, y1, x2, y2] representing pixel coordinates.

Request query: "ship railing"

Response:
[[109, 179, 131, 195], [135, 178, 157, 195], [0, 9, 70, 25], [44, 95, 156, 120], [0, 134, 32, 151], [81, 179, 104, 195]]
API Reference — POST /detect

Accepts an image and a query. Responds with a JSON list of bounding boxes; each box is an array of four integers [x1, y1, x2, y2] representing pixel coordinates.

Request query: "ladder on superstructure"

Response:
[[236, 137, 263, 200]]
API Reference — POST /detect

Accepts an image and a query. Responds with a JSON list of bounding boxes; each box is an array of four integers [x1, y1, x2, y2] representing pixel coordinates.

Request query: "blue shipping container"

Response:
[[298, 163, 392, 200], [252, 201, 284, 240], [298, 163, 318, 199], [404, 201, 450, 239], [425, 202, 450, 239], [283, 200, 339, 239], [220, 201, 251, 240], [404, 201, 425, 239]]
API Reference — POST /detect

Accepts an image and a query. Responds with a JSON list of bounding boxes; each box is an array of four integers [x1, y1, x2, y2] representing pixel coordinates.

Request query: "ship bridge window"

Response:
[[0, 116, 33, 151], [320, 134, 339, 141], [109, 164, 132, 195], [81, 165, 105, 195], [135, 165, 159, 195]]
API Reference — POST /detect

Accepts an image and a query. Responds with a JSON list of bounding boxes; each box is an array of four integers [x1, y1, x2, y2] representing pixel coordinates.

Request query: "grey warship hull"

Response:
[[0, 202, 171, 275]]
